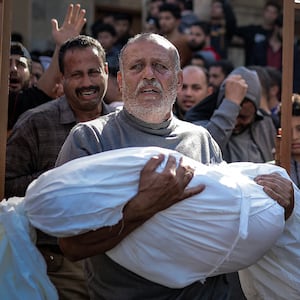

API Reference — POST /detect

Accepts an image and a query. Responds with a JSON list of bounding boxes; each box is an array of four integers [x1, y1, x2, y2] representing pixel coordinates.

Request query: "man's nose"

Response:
[[143, 65, 155, 79], [184, 86, 193, 96], [81, 73, 93, 85], [10, 62, 17, 72]]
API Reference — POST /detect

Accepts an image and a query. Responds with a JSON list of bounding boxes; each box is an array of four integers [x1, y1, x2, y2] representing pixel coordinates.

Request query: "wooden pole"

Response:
[[280, 1, 299, 173], [0, 0, 11, 200]]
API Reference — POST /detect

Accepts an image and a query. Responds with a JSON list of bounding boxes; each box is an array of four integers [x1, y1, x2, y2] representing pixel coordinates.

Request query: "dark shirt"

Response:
[[5, 96, 113, 198], [250, 39, 300, 93], [235, 25, 272, 65], [8, 86, 52, 130]]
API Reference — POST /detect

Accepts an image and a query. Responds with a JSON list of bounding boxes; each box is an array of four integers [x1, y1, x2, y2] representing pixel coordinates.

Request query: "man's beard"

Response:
[[122, 78, 177, 123], [188, 40, 206, 51]]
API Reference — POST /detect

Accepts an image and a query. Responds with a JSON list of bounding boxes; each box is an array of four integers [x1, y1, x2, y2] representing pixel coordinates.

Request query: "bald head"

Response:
[[119, 33, 181, 73], [177, 65, 212, 115]]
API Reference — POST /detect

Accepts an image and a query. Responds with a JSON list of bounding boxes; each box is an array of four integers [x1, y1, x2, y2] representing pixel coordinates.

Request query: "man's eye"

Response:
[[16, 61, 27, 69], [71, 73, 82, 79], [131, 64, 143, 71], [89, 70, 101, 77], [154, 63, 167, 72], [33, 73, 41, 80]]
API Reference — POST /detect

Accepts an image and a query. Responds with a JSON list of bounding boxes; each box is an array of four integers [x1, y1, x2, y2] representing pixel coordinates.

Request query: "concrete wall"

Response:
[[11, 0, 95, 52], [11, 0, 31, 48], [11, 0, 143, 52]]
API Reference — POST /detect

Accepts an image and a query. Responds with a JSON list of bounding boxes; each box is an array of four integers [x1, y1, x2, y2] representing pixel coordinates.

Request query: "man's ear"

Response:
[[177, 70, 183, 92], [207, 85, 214, 96], [105, 62, 109, 75]]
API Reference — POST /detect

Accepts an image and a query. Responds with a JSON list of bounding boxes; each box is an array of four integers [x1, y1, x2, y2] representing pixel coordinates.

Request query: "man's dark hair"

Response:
[[58, 35, 106, 74], [264, 1, 281, 13], [292, 94, 300, 116], [176, 0, 193, 10], [10, 41, 31, 60], [189, 21, 211, 36], [209, 59, 234, 76], [91, 22, 117, 39], [114, 13, 133, 24], [11, 32, 23, 44], [159, 3, 181, 19], [30, 51, 45, 71], [266, 66, 282, 97]]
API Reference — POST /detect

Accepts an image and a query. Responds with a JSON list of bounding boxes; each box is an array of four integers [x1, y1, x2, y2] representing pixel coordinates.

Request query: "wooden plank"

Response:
[[0, 0, 12, 200], [280, 1, 296, 173]]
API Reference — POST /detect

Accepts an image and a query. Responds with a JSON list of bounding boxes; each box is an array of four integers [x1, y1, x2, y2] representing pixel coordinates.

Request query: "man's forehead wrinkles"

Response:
[[127, 55, 166, 64]]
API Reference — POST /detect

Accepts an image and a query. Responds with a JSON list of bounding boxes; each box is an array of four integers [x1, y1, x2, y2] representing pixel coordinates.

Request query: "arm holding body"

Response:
[[59, 155, 205, 261], [255, 173, 294, 220]]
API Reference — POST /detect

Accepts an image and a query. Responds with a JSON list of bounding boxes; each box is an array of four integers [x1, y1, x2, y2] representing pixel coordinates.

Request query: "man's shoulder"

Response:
[[15, 97, 65, 126], [173, 117, 211, 135], [16, 86, 52, 105], [27, 97, 64, 115], [254, 113, 276, 131]]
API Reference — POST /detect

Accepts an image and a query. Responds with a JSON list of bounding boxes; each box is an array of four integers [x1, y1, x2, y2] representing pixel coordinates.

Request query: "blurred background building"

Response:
[[10, 0, 299, 67]]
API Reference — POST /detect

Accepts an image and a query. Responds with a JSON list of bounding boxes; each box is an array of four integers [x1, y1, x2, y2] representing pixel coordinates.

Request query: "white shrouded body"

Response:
[[24, 147, 286, 288]]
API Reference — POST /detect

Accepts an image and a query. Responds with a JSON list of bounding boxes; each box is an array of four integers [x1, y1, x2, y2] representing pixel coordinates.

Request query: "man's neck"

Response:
[[75, 103, 103, 123], [165, 28, 181, 41], [262, 21, 274, 31]]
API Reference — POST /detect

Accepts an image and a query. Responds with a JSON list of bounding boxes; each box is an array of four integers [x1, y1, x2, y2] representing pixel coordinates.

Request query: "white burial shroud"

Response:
[[23, 146, 293, 289]]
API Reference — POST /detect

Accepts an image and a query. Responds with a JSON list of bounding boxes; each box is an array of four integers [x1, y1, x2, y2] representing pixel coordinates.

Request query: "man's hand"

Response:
[[37, 3, 86, 98], [51, 3, 86, 47], [225, 74, 248, 105], [124, 154, 205, 221], [255, 172, 294, 220], [59, 154, 205, 260]]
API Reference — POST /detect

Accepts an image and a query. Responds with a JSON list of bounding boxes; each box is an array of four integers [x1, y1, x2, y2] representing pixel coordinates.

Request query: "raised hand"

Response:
[[225, 74, 248, 105], [51, 3, 86, 47]]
